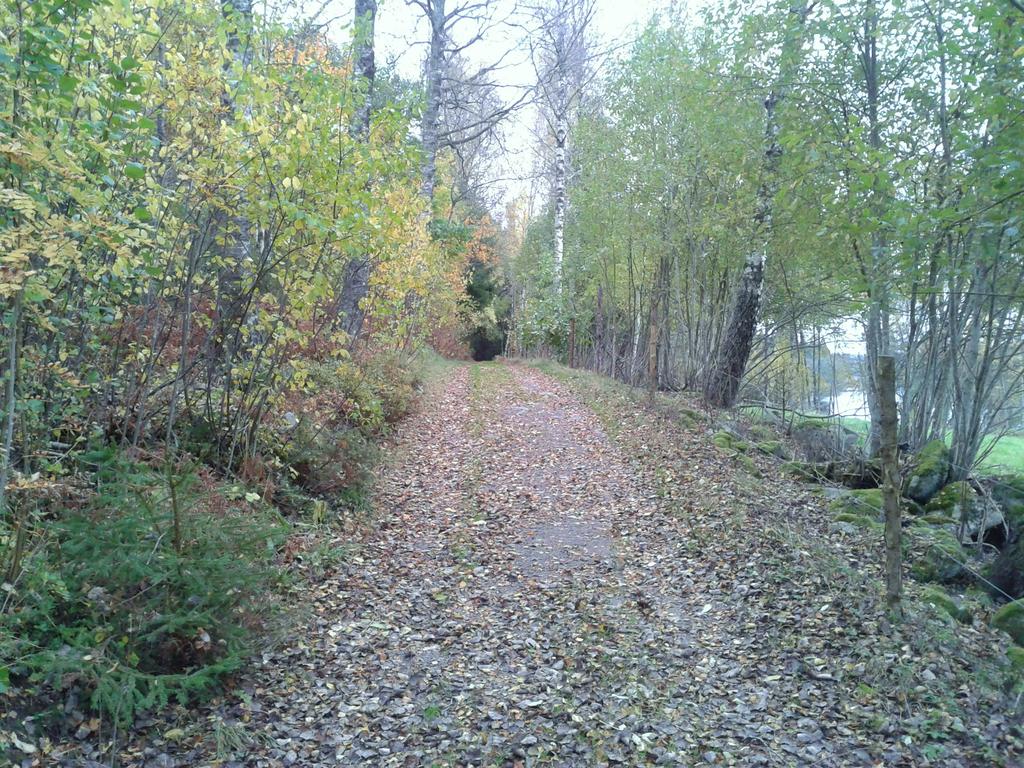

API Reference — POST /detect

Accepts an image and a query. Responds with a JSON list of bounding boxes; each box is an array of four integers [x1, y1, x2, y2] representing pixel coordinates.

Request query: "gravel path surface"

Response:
[[98, 362, 1020, 767]]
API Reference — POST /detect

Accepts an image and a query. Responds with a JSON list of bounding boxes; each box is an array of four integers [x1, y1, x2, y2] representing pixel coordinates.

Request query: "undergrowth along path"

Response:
[[115, 361, 1018, 767]]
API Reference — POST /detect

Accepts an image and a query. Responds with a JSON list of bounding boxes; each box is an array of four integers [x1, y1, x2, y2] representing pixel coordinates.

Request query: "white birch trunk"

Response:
[[553, 113, 567, 292]]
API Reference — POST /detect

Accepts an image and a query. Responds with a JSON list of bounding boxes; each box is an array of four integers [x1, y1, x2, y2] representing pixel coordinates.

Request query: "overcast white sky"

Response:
[[297, 0, 690, 209]]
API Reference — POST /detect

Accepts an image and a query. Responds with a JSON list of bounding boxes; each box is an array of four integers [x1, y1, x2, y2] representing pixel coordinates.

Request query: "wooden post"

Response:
[[877, 354, 902, 618]]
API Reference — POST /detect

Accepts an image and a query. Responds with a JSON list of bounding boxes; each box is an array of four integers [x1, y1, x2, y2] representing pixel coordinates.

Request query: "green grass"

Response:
[[739, 406, 1023, 475], [414, 346, 462, 386], [978, 434, 1024, 474]]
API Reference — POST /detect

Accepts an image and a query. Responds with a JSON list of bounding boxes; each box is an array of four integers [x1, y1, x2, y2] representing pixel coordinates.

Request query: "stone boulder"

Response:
[[903, 440, 951, 504], [919, 585, 972, 624], [983, 474, 1024, 600], [925, 480, 1006, 543], [992, 601, 1024, 646], [907, 526, 964, 584], [988, 538, 1024, 600], [990, 474, 1024, 532], [828, 488, 883, 521]]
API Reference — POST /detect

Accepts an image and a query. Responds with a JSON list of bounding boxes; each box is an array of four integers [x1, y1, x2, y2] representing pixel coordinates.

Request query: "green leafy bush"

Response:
[[1, 450, 286, 724], [362, 353, 421, 425]]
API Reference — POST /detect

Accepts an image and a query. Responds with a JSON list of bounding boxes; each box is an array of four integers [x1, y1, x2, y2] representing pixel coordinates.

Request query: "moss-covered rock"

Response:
[[755, 440, 792, 460], [991, 601, 1024, 645], [908, 527, 964, 584], [828, 489, 883, 520], [925, 480, 976, 516], [991, 474, 1024, 532], [925, 481, 1005, 542], [1007, 646, 1024, 677], [919, 585, 971, 623], [919, 513, 957, 526], [988, 538, 1024, 600], [903, 440, 951, 504], [712, 430, 748, 453]]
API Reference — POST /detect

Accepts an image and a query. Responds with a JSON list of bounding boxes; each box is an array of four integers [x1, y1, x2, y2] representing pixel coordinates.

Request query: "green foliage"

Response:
[[268, 354, 422, 510], [1, 452, 286, 724], [462, 259, 509, 361], [0, 0, 459, 479]]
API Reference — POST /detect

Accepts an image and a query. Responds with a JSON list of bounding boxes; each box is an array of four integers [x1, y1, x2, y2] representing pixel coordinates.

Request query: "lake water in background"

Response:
[[829, 390, 870, 418]]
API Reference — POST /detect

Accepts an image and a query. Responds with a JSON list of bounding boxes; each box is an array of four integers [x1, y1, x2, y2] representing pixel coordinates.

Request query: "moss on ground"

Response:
[[828, 489, 883, 519], [832, 511, 878, 530], [736, 453, 762, 478], [1007, 646, 1024, 677], [746, 424, 776, 442], [992, 601, 1024, 645], [713, 430, 748, 453], [755, 440, 792, 460], [920, 585, 971, 624]]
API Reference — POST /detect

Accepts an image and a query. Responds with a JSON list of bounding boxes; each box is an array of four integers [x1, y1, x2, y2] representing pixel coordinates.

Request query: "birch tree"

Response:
[[529, 0, 596, 292]]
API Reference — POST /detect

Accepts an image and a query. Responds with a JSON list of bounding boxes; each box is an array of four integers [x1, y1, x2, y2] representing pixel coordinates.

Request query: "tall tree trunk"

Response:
[[878, 355, 902, 617], [420, 0, 445, 202], [216, 0, 255, 358], [704, 0, 810, 408], [339, 0, 377, 340], [861, 0, 889, 457], [553, 103, 567, 292], [351, 0, 376, 143]]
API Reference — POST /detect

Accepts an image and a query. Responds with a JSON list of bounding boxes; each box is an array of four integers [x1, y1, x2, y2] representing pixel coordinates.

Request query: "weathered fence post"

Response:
[[877, 355, 902, 618]]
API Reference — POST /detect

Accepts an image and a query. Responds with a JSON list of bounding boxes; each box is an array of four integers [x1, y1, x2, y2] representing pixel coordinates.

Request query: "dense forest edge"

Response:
[[1, 0, 1023, 764]]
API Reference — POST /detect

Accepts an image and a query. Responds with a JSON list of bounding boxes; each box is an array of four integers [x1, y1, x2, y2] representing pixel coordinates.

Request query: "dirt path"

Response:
[[305, 362, 703, 766], [112, 362, 1017, 767], [164, 362, 714, 767]]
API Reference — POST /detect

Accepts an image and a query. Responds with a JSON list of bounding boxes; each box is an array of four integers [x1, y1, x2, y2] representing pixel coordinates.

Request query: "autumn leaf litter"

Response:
[[98, 362, 1021, 767]]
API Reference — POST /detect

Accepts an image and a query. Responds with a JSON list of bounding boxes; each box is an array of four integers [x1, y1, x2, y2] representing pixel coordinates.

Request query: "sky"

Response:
[[297, 0, 682, 209]]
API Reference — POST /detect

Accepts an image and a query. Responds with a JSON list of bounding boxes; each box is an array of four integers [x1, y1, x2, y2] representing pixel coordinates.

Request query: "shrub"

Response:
[[361, 352, 421, 425], [274, 414, 379, 501], [1, 450, 286, 725]]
